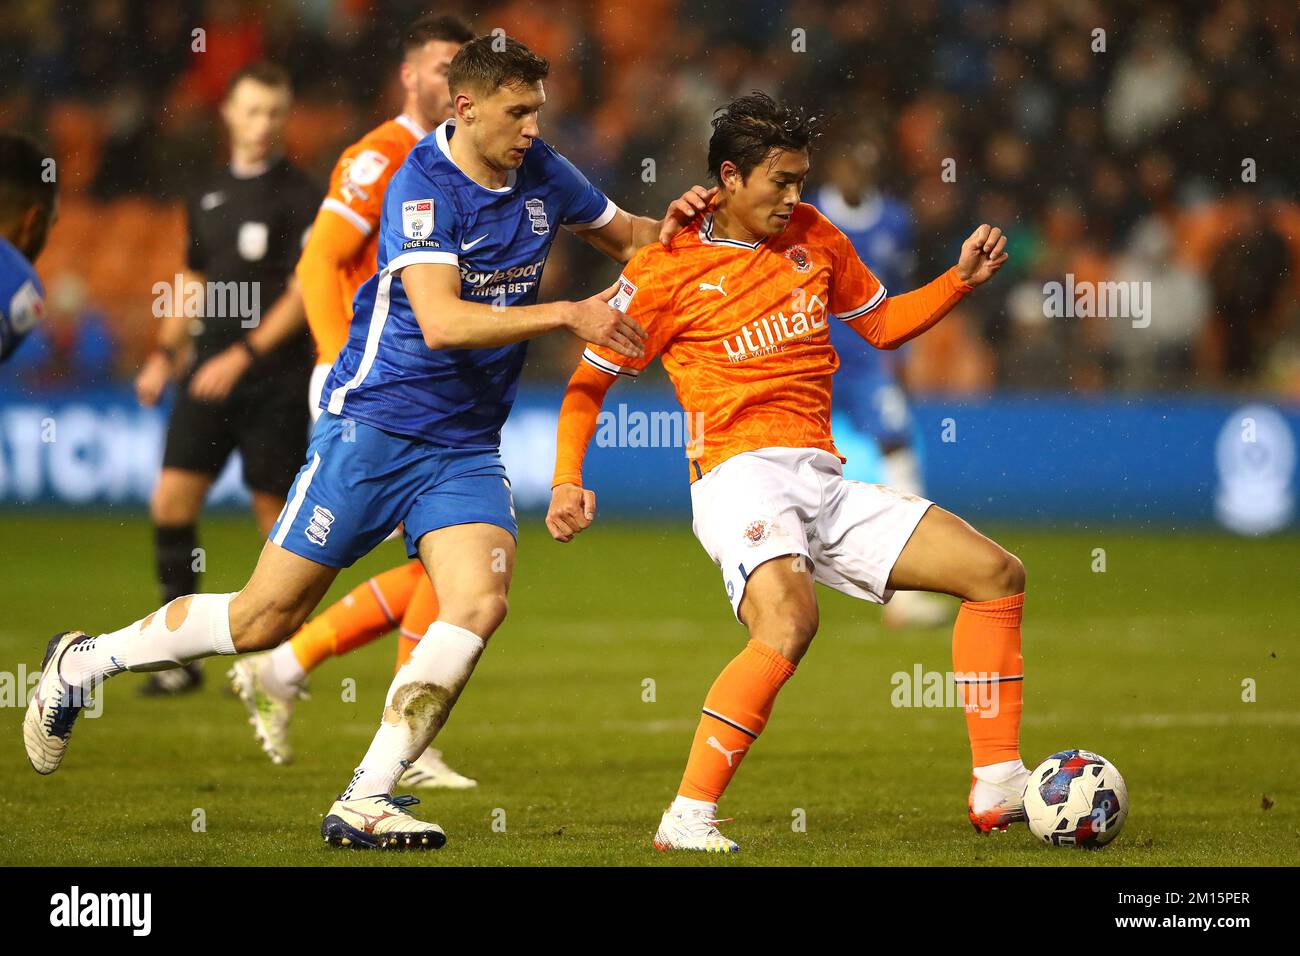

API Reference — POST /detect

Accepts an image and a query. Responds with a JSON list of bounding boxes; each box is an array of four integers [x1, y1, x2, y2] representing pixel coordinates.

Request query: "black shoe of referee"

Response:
[[138, 662, 204, 696]]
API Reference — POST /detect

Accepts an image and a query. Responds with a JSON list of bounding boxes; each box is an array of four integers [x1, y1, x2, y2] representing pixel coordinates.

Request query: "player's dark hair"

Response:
[[404, 13, 474, 54], [447, 35, 549, 96], [707, 92, 822, 183], [224, 61, 292, 99], [0, 132, 57, 225]]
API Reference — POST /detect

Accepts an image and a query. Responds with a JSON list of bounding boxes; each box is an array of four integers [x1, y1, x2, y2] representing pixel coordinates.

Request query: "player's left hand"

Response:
[[189, 345, 252, 402], [659, 186, 718, 247], [955, 224, 1009, 287]]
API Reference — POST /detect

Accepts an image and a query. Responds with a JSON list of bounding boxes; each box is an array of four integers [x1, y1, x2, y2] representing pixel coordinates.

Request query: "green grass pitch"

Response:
[[0, 511, 1296, 866]]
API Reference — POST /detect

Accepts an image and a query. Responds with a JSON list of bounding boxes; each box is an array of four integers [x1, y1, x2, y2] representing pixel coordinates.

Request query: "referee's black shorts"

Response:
[[162, 367, 311, 498]]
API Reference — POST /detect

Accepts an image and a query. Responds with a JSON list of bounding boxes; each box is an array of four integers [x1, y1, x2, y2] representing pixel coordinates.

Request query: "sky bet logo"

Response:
[[50, 886, 151, 936]]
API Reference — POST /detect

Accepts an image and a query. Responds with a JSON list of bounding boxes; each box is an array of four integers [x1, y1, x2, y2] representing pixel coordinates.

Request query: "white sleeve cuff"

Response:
[[387, 249, 459, 274], [835, 284, 888, 321], [320, 198, 373, 236], [581, 346, 638, 378], [565, 198, 618, 232]]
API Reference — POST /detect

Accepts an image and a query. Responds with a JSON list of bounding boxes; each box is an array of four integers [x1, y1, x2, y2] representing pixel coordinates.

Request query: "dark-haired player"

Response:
[[132, 62, 320, 695], [229, 14, 478, 789], [0, 133, 57, 365], [547, 93, 1023, 852], [26, 35, 712, 850]]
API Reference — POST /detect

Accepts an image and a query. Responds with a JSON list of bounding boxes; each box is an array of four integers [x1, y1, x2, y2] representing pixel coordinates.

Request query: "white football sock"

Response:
[[265, 641, 307, 695], [60, 594, 237, 690], [882, 447, 925, 497], [341, 621, 485, 800], [974, 758, 1028, 783], [671, 795, 717, 815]]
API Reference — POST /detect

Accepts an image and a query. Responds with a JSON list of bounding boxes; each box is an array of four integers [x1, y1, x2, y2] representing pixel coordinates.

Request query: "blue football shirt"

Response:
[[0, 236, 45, 364], [323, 119, 615, 447]]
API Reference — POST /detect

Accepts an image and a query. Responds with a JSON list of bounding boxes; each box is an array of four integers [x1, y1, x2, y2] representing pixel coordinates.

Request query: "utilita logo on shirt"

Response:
[[721, 293, 829, 363]]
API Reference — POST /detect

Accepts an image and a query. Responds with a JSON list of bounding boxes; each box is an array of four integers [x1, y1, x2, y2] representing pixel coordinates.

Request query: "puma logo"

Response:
[[698, 275, 727, 297], [707, 735, 745, 767]]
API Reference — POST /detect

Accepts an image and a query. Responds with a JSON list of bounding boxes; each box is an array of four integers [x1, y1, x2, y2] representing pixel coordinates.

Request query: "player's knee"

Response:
[[743, 594, 818, 664], [229, 591, 308, 652], [972, 546, 1024, 600], [442, 591, 508, 640], [479, 593, 509, 635], [150, 488, 192, 526]]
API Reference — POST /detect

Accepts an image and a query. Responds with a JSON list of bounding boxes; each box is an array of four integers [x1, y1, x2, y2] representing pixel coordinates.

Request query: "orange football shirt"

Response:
[[309, 115, 427, 362], [583, 203, 884, 479]]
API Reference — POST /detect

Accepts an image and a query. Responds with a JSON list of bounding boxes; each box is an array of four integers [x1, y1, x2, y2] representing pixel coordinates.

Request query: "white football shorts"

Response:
[[689, 446, 933, 621]]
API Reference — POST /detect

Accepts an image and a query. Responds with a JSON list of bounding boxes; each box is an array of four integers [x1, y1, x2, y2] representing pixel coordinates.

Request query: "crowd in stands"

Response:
[[2, 0, 1296, 396]]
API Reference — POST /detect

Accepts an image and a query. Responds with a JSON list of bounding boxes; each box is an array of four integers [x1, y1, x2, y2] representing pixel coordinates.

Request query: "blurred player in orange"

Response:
[[228, 14, 479, 788], [548, 93, 1025, 852]]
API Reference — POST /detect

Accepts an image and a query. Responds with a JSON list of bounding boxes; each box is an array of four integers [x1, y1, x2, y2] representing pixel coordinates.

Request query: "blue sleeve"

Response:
[[381, 157, 461, 274], [547, 145, 615, 230], [0, 255, 45, 364]]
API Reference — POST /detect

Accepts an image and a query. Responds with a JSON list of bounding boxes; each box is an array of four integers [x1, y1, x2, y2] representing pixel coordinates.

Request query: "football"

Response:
[[1023, 750, 1128, 849]]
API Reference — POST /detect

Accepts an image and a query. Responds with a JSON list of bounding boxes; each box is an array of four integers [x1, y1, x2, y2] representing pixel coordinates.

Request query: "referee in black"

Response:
[[134, 62, 320, 694]]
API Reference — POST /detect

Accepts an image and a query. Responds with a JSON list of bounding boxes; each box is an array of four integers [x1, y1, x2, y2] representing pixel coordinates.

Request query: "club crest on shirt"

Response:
[[345, 149, 389, 187], [526, 197, 549, 235], [402, 199, 434, 240], [785, 244, 812, 273], [743, 520, 771, 546]]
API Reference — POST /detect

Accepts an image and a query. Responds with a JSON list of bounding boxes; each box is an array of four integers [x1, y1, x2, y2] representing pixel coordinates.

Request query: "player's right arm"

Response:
[[547, 263, 670, 542], [547, 362, 616, 541], [379, 154, 647, 356], [401, 263, 644, 354]]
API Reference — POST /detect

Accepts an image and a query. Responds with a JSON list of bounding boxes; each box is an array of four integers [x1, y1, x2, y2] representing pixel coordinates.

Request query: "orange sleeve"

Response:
[[552, 361, 617, 488], [846, 266, 974, 350], [297, 209, 366, 361], [298, 139, 401, 361], [580, 253, 672, 377]]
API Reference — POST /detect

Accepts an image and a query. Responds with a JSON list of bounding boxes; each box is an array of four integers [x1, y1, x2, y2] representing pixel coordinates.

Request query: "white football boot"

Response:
[[653, 804, 741, 854], [321, 794, 446, 850], [24, 631, 95, 775], [968, 761, 1030, 833], [228, 655, 306, 766], [400, 748, 478, 790]]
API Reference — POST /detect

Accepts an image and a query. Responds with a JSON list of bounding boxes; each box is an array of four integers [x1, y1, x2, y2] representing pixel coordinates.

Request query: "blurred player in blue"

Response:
[[0, 133, 56, 365], [818, 131, 952, 629], [24, 35, 713, 848]]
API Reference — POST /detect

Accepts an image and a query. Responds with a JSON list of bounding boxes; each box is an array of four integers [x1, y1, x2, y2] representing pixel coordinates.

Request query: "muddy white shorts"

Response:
[[689, 446, 933, 621]]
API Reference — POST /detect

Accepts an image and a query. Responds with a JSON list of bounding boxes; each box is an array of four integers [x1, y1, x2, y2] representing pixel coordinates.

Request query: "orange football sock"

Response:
[[288, 562, 423, 672], [952, 592, 1025, 768], [395, 574, 440, 672], [677, 639, 797, 803]]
